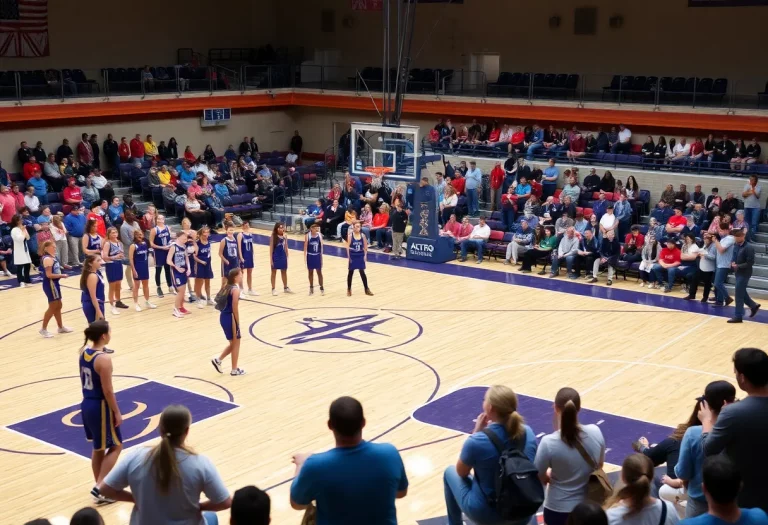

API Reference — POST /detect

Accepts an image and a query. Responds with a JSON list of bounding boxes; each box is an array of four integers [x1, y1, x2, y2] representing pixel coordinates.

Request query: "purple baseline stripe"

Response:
[[412, 387, 674, 466]]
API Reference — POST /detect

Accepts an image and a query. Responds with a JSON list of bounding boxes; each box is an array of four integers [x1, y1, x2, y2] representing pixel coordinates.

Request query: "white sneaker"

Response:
[[135, 303, 142, 312], [111, 307, 120, 315], [230, 368, 246, 376], [207, 299, 215, 306], [272, 289, 278, 296], [248, 289, 260, 296], [19, 282, 26, 288], [197, 301, 205, 309], [39, 329, 54, 338], [173, 308, 184, 318], [3, 270, 10, 276], [58, 326, 73, 333], [211, 357, 223, 373], [169, 288, 178, 295], [145, 301, 157, 309], [284, 288, 295, 294]]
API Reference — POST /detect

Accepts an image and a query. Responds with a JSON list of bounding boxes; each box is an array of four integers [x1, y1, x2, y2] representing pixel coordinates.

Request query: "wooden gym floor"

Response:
[[1, 232, 765, 524]]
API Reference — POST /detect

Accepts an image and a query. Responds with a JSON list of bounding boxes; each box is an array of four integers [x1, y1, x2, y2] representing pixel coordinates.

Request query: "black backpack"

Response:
[[480, 428, 544, 521]]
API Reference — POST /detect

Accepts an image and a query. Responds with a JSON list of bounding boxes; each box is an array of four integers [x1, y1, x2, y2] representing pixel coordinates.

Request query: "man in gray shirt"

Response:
[[550, 227, 580, 278], [701, 348, 768, 512], [713, 233, 735, 306], [464, 161, 482, 217], [742, 175, 762, 242], [728, 229, 760, 323]]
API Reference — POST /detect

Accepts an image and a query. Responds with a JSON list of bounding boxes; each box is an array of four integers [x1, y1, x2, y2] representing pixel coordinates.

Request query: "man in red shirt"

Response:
[[118, 137, 131, 163], [567, 132, 587, 161], [510, 126, 526, 155], [87, 201, 107, 237], [129, 134, 145, 162], [451, 172, 466, 195], [23, 159, 41, 181], [688, 137, 705, 166], [489, 161, 504, 211], [652, 238, 682, 292], [62, 177, 83, 206], [665, 207, 687, 236], [77, 132, 94, 168]]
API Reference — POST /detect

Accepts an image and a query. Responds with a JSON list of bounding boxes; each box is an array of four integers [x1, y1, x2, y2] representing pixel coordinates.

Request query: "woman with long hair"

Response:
[[237, 221, 257, 295], [269, 222, 292, 296], [101, 227, 127, 315], [675, 380, 736, 518], [149, 214, 174, 297], [128, 229, 156, 312], [50, 214, 72, 270], [346, 222, 373, 296], [304, 222, 324, 295], [167, 230, 191, 318], [38, 240, 72, 338], [219, 221, 240, 288], [638, 233, 660, 288], [605, 454, 678, 525], [534, 387, 606, 525], [80, 255, 109, 338], [10, 214, 32, 286], [625, 175, 640, 199], [211, 268, 245, 376], [82, 218, 102, 257], [444, 385, 538, 525], [193, 225, 215, 308], [98, 404, 232, 523], [79, 320, 122, 505]]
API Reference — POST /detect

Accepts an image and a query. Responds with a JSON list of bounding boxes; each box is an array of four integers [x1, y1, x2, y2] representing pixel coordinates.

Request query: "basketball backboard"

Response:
[[349, 122, 421, 182]]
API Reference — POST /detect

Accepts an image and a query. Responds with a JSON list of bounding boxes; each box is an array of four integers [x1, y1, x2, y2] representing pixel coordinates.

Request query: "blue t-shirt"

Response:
[[675, 425, 704, 500], [681, 509, 768, 525], [461, 423, 538, 500], [290, 441, 408, 525]]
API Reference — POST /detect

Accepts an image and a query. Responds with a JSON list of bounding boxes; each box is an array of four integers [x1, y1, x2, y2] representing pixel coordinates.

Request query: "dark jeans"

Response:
[[544, 508, 570, 525], [521, 248, 552, 271], [551, 254, 576, 275], [734, 273, 758, 319], [575, 254, 595, 277], [374, 228, 391, 247], [16, 262, 31, 284], [441, 206, 456, 224], [155, 265, 173, 288], [502, 208, 516, 231], [714, 267, 731, 304], [688, 268, 713, 300]]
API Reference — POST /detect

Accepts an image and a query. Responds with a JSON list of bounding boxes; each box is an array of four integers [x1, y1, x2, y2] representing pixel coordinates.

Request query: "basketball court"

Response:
[[1, 230, 765, 524]]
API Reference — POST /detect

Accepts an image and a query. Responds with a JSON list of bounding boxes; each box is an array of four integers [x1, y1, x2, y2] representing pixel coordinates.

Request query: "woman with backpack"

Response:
[[443, 385, 539, 525], [534, 387, 607, 525], [605, 454, 679, 525]]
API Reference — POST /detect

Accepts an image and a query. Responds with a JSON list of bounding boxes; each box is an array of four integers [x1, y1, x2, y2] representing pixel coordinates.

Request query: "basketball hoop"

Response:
[[364, 166, 395, 177]]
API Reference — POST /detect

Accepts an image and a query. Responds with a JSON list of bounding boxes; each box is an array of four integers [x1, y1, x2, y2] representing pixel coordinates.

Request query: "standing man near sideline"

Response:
[[464, 161, 482, 217], [700, 348, 768, 513], [64, 205, 86, 266], [290, 396, 408, 525], [727, 229, 760, 323], [742, 174, 762, 243], [712, 231, 735, 307]]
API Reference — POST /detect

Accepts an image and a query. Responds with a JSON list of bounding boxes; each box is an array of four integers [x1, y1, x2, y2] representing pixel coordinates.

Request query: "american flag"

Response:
[[0, 0, 49, 57]]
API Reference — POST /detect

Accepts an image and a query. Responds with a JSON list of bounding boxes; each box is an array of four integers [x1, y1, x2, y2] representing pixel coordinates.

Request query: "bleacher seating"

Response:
[[488, 72, 578, 99], [601, 75, 727, 105]]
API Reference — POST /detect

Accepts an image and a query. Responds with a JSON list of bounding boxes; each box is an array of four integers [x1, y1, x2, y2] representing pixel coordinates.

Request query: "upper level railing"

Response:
[[2, 65, 767, 112]]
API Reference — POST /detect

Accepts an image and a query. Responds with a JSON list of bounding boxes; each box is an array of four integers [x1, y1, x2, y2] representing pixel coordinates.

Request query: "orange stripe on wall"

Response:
[[2, 91, 768, 134]]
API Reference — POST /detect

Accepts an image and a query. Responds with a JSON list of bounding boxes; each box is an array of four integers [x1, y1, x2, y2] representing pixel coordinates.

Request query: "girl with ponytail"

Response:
[[534, 387, 607, 525], [605, 454, 678, 525], [444, 385, 538, 525], [98, 404, 232, 524]]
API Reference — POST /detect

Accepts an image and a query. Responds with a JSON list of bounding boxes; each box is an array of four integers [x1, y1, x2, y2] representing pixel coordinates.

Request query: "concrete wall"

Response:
[[275, 0, 768, 94], [4, 0, 273, 70], [0, 109, 293, 170]]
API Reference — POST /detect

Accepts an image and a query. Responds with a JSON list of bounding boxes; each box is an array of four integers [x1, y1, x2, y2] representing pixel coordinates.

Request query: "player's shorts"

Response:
[[81, 398, 123, 451], [220, 312, 241, 341]]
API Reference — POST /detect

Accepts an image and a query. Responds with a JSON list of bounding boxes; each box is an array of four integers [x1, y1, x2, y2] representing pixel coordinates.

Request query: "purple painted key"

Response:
[[412, 386, 673, 465]]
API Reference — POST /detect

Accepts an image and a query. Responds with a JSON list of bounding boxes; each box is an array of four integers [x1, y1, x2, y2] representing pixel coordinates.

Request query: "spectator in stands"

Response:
[[621, 225, 645, 265], [22, 155, 41, 181], [143, 135, 158, 161], [17, 140, 32, 168], [561, 174, 581, 202], [543, 125, 560, 151], [670, 138, 691, 166], [0, 161, 7, 187], [535, 387, 606, 525], [27, 169, 48, 202], [604, 454, 678, 525], [651, 136, 667, 166], [524, 194, 542, 224], [62, 177, 83, 208], [510, 126, 526, 155], [107, 197, 123, 227], [526, 124, 545, 159], [451, 168, 466, 196], [31, 141, 45, 164], [102, 134, 118, 174], [729, 139, 748, 173], [652, 238, 682, 293], [185, 192, 213, 230], [117, 137, 130, 164], [584, 132, 598, 155], [100, 404, 231, 523], [203, 144, 216, 163], [76, 132, 93, 169], [89, 134, 100, 170], [611, 124, 632, 154], [555, 210, 574, 237], [582, 168, 600, 194], [43, 153, 64, 193], [686, 184, 705, 212], [591, 127, 607, 153], [592, 191, 609, 223], [520, 225, 556, 274], [573, 228, 598, 278], [708, 212, 732, 238], [614, 192, 632, 238], [685, 232, 716, 301], [239, 136, 251, 156], [23, 185, 40, 213], [129, 134, 144, 162], [641, 136, 655, 163], [10, 183, 24, 210], [465, 161, 482, 217], [688, 137, 705, 167], [731, 210, 748, 235], [696, 456, 768, 525], [64, 206, 85, 266], [90, 169, 112, 202], [178, 161, 196, 190], [665, 208, 687, 237], [0, 185, 17, 230], [551, 227, 580, 278], [459, 216, 491, 263], [566, 132, 586, 161], [55, 138, 73, 164], [701, 348, 768, 511], [489, 161, 504, 212], [591, 229, 620, 285], [542, 158, 559, 199], [573, 211, 589, 236], [674, 184, 691, 209], [720, 192, 738, 218], [652, 199, 674, 226], [682, 215, 701, 239], [744, 137, 761, 168], [500, 186, 517, 230], [443, 385, 537, 525], [81, 177, 99, 210], [727, 229, 759, 323], [714, 135, 735, 167], [742, 174, 762, 243], [440, 213, 461, 240], [439, 185, 458, 224], [600, 171, 616, 193], [290, 396, 407, 524], [702, 134, 717, 168], [503, 219, 532, 264]]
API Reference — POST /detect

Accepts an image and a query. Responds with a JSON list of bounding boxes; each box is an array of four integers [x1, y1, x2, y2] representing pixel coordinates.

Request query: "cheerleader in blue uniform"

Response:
[[237, 221, 257, 296], [81, 219, 102, 257], [346, 222, 373, 296], [38, 240, 73, 338], [149, 214, 174, 297], [128, 229, 156, 312], [193, 226, 215, 309], [211, 268, 245, 376], [168, 231, 191, 318], [304, 222, 324, 296], [269, 222, 293, 296], [218, 221, 240, 288], [101, 227, 127, 315], [78, 320, 122, 504]]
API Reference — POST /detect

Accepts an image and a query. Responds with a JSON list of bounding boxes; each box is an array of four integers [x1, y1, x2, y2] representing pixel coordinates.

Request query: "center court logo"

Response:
[[250, 308, 422, 353]]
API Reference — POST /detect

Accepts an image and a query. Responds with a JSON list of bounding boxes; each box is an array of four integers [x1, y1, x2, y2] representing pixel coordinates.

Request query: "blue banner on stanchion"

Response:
[[406, 183, 455, 263]]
